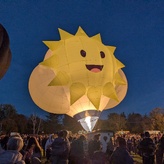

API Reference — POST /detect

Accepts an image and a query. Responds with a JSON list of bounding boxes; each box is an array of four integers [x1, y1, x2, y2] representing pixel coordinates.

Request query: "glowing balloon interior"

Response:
[[28, 27, 128, 132]]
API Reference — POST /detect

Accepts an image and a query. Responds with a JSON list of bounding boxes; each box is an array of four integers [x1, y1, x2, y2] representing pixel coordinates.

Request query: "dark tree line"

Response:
[[0, 104, 163, 134], [95, 108, 164, 133]]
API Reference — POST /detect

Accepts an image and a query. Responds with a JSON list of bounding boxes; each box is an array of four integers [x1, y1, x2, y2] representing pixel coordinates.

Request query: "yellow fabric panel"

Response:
[[70, 82, 86, 105], [87, 86, 102, 109], [103, 82, 119, 102], [104, 70, 128, 109], [49, 71, 69, 86]]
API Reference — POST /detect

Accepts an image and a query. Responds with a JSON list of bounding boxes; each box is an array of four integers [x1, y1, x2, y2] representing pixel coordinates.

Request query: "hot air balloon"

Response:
[[0, 24, 12, 79], [28, 27, 128, 132]]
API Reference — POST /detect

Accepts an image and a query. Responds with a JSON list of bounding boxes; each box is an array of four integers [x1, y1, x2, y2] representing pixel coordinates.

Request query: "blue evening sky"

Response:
[[0, 0, 164, 119]]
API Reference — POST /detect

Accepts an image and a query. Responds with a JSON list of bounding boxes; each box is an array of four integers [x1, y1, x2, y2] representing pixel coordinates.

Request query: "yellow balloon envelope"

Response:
[[28, 27, 128, 131]]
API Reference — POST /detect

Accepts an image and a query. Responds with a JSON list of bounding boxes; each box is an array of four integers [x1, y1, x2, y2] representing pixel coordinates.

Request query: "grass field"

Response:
[[41, 153, 143, 164]]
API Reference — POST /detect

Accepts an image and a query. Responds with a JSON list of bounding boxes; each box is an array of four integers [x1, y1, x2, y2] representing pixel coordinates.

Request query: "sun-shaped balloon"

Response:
[[28, 27, 128, 132]]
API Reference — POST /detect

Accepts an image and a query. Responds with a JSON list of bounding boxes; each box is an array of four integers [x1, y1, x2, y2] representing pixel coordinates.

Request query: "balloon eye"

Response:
[[100, 51, 105, 58], [80, 50, 86, 57]]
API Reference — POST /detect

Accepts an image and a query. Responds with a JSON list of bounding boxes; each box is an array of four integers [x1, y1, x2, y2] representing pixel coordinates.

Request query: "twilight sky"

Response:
[[0, 0, 164, 119]]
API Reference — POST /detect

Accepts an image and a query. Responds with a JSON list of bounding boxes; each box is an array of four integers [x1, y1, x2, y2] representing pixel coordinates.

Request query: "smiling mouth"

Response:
[[86, 65, 104, 73]]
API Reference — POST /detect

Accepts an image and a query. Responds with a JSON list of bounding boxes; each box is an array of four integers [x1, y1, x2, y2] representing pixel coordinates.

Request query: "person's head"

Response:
[[117, 137, 126, 147], [63, 130, 69, 138], [94, 134, 100, 141], [58, 130, 69, 139], [26, 136, 41, 149], [58, 130, 64, 138], [27, 136, 37, 145], [144, 132, 150, 138], [79, 134, 86, 141], [7, 136, 24, 151], [140, 133, 145, 139], [49, 134, 55, 140], [0, 135, 9, 150], [26, 136, 42, 153], [160, 134, 164, 146], [54, 132, 58, 138]]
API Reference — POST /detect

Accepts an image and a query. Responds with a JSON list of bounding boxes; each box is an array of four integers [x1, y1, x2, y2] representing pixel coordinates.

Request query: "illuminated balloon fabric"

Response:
[[0, 24, 12, 79], [29, 27, 128, 130]]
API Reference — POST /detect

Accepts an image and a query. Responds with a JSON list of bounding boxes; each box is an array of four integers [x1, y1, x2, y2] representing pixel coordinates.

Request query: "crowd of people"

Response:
[[0, 130, 164, 164]]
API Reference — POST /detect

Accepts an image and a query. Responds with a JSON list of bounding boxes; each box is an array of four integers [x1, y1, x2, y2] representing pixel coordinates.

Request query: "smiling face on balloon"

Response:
[[40, 27, 126, 109]]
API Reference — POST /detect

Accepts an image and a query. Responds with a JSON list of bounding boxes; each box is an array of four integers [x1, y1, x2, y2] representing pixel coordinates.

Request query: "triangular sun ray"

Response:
[[49, 71, 69, 86], [116, 58, 125, 69], [58, 28, 74, 40], [70, 83, 86, 105], [91, 33, 102, 42], [114, 72, 126, 85], [40, 55, 58, 69], [103, 82, 119, 102], [43, 41, 62, 51], [76, 26, 88, 36], [107, 46, 116, 53], [87, 86, 102, 109]]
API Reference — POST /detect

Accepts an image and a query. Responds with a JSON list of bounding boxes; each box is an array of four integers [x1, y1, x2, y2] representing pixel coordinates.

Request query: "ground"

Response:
[[41, 153, 143, 164]]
